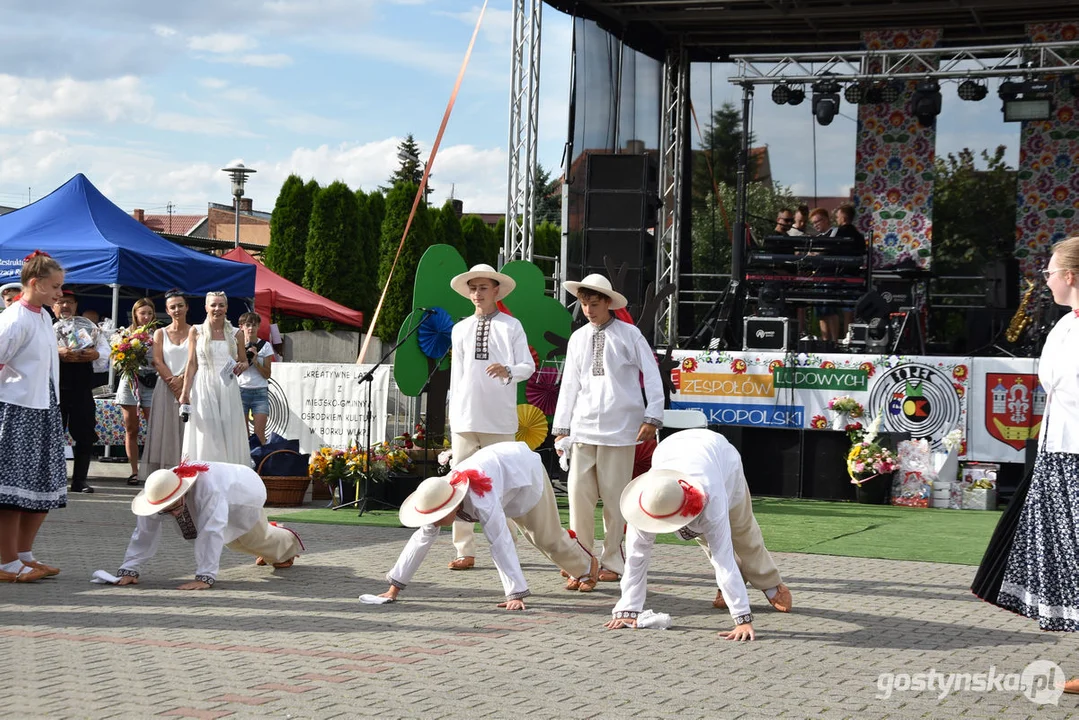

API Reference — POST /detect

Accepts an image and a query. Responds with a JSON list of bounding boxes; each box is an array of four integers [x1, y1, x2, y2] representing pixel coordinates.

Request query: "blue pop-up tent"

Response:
[[0, 173, 255, 298]]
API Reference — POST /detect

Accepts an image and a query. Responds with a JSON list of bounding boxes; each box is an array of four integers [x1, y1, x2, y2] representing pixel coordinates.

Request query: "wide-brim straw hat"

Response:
[[399, 475, 469, 527], [131, 467, 200, 516], [0, 282, 22, 294], [562, 273, 628, 310], [451, 264, 517, 301], [620, 468, 707, 534]]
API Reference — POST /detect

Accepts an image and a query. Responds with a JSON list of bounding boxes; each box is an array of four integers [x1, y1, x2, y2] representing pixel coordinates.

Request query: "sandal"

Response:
[[0, 564, 48, 583], [127, 474, 141, 486]]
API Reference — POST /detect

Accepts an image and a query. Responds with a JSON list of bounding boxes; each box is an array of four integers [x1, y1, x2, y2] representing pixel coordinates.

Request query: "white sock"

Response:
[[764, 587, 778, 600], [1, 560, 23, 573], [17, 551, 34, 564]]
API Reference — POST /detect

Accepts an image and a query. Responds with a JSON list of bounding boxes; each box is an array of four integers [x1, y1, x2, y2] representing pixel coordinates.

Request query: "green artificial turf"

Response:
[[270, 496, 1003, 566]]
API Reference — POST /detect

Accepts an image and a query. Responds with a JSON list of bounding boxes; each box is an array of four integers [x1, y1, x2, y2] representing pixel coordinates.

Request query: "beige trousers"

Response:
[[512, 466, 592, 578], [696, 472, 782, 590], [226, 510, 303, 563], [450, 431, 519, 558], [567, 442, 635, 576]]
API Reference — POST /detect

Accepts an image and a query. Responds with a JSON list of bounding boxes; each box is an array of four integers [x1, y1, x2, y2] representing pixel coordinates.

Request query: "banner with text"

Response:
[[669, 350, 971, 455], [268, 363, 389, 453]]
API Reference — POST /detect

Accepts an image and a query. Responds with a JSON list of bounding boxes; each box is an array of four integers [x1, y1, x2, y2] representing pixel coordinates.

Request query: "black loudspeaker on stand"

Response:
[[334, 308, 436, 515]]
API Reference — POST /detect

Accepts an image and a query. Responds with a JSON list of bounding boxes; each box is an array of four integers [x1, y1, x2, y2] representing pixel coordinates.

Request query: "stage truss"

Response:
[[505, 0, 543, 263]]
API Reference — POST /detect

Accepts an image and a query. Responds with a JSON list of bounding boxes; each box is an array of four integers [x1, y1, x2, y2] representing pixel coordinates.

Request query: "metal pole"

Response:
[[104, 283, 121, 460], [731, 83, 752, 286], [233, 193, 241, 249]]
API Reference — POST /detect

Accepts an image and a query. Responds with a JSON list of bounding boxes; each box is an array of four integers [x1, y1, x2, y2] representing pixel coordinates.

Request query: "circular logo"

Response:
[[266, 377, 290, 438], [1021, 660, 1064, 705], [867, 364, 962, 448]]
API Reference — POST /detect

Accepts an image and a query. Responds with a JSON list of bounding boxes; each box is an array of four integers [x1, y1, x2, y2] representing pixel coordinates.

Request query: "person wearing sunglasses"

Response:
[[974, 236, 1079, 694]]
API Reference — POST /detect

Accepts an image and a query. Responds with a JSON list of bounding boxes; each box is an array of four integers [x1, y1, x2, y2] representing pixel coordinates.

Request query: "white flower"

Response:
[[864, 412, 883, 445], [942, 428, 963, 454], [437, 449, 453, 467]]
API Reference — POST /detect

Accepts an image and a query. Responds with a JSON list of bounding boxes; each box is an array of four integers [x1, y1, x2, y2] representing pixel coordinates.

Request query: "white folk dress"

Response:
[[182, 334, 249, 465]]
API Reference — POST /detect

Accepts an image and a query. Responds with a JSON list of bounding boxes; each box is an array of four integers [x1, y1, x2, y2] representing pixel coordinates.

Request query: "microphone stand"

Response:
[[333, 309, 434, 515]]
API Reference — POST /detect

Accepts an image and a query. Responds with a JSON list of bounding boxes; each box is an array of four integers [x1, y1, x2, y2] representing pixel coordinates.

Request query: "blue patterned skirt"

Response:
[[997, 451, 1079, 631], [0, 384, 68, 511]]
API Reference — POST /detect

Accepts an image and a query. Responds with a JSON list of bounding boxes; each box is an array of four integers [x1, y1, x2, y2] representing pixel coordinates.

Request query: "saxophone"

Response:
[[1006, 279, 1036, 343]]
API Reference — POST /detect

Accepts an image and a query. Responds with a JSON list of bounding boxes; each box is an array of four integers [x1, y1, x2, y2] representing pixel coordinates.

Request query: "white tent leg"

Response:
[[104, 283, 120, 459]]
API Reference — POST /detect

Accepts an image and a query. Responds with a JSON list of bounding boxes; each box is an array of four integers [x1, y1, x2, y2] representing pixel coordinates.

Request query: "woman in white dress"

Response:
[[179, 292, 250, 465], [139, 290, 191, 481]]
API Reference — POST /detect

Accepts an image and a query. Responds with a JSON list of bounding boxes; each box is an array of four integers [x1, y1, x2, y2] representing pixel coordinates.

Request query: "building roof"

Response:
[[135, 213, 205, 236], [542, 0, 1079, 61]]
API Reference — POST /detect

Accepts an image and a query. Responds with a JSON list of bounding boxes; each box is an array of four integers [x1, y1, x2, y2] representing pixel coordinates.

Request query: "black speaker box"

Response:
[[585, 191, 649, 229], [587, 153, 652, 191]]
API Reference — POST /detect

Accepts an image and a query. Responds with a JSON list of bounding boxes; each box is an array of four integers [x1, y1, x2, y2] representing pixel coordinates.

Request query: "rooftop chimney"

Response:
[[239, 198, 253, 213], [133, 209, 145, 223]]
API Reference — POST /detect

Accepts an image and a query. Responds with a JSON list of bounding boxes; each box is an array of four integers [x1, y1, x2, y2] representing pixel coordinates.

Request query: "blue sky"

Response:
[[0, 2, 1022, 219]]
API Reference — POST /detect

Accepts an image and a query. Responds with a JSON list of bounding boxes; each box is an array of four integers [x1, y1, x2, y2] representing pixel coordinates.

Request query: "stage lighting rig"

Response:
[[911, 80, 942, 127], [812, 76, 840, 126], [879, 81, 901, 103], [844, 83, 866, 104], [1000, 79, 1054, 122], [957, 79, 988, 101], [772, 83, 790, 105], [787, 85, 806, 106]]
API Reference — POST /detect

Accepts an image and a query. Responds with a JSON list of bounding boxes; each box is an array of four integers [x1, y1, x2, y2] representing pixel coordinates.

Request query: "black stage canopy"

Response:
[[543, 0, 1079, 61]]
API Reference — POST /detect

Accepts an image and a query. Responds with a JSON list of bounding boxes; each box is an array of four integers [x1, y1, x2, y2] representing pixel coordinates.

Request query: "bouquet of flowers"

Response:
[[846, 413, 898, 485], [110, 322, 156, 384], [828, 395, 864, 417], [309, 445, 365, 489]]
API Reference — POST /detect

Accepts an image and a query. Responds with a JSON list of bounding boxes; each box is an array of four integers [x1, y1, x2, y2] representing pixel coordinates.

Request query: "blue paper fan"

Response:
[[417, 306, 454, 359]]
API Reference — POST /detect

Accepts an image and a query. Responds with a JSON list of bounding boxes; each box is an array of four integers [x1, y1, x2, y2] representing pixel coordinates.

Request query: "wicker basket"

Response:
[[257, 449, 311, 507]]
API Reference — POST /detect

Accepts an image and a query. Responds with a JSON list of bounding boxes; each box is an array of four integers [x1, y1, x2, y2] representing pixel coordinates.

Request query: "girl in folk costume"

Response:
[[179, 292, 250, 465], [973, 236, 1079, 694], [115, 297, 158, 485], [445, 264, 534, 571], [376, 441, 598, 609], [140, 290, 191, 482], [0, 251, 69, 582], [552, 274, 664, 589]]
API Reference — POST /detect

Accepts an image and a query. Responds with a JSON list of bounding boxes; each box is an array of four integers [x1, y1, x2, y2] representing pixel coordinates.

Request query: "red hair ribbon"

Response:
[[173, 460, 211, 479], [24, 250, 51, 261], [450, 468, 493, 497], [639, 479, 705, 519]]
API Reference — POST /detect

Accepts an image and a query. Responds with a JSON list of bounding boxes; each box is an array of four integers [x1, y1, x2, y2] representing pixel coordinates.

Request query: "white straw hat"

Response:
[[562, 273, 628, 310], [399, 475, 470, 527], [620, 468, 707, 534], [131, 465, 204, 516], [450, 264, 516, 301]]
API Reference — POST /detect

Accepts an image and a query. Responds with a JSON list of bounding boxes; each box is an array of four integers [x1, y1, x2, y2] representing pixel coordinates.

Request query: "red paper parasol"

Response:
[[525, 366, 560, 416]]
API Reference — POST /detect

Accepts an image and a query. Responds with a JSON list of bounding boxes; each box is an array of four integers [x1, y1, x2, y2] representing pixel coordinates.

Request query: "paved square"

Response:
[[3, 464, 1077, 719]]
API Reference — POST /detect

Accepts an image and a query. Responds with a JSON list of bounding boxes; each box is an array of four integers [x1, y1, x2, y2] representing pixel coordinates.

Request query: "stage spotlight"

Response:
[[772, 83, 791, 105], [756, 283, 786, 318], [787, 86, 806, 106], [879, 81, 901, 103], [1000, 79, 1054, 122], [911, 80, 942, 127], [812, 77, 841, 126], [854, 292, 891, 352], [957, 79, 988, 101], [844, 83, 865, 104]]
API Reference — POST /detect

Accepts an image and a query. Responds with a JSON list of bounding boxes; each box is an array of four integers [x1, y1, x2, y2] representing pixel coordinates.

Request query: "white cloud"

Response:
[[198, 77, 229, 89], [188, 33, 258, 54], [0, 74, 153, 127], [152, 24, 177, 38], [153, 112, 260, 137], [237, 53, 293, 68]]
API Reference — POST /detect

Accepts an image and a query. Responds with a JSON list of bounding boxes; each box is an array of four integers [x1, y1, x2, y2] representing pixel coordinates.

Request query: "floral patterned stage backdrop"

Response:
[[853, 29, 941, 270], [1015, 22, 1079, 279]]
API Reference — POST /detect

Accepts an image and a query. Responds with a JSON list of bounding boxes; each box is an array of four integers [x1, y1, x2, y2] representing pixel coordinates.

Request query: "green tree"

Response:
[[387, 134, 432, 200], [265, 175, 317, 286], [354, 189, 380, 322], [376, 182, 436, 342], [367, 190, 386, 232], [433, 200, 465, 255], [303, 181, 363, 327], [692, 102, 756, 209], [535, 163, 562, 225], [460, 215, 494, 268], [492, 217, 507, 264], [533, 220, 561, 277]]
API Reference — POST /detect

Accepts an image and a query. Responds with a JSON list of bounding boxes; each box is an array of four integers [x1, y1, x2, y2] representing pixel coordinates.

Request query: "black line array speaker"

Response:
[[575, 152, 658, 318]]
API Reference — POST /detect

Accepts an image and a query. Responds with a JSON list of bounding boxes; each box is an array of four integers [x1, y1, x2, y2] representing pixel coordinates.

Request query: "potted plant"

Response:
[[846, 414, 898, 504], [828, 395, 865, 431]]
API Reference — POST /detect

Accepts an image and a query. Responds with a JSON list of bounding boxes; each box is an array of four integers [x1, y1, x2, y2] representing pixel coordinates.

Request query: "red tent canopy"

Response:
[[221, 247, 364, 340]]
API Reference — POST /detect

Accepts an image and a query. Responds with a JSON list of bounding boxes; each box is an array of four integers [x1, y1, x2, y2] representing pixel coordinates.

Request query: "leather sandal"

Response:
[[127, 473, 141, 486], [255, 557, 268, 566], [21, 560, 59, 577], [1063, 679, 1079, 694], [767, 583, 792, 613], [0, 565, 48, 583], [448, 556, 475, 570], [577, 556, 600, 593], [713, 589, 727, 610], [272, 557, 296, 569], [597, 568, 620, 582]]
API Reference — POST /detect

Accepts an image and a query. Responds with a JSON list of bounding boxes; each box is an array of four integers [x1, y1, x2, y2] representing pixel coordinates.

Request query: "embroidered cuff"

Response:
[[116, 568, 139, 579], [506, 589, 532, 602], [388, 577, 407, 590], [733, 613, 753, 626], [194, 574, 215, 587], [501, 365, 513, 385], [552, 427, 571, 437], [644, 416, 664, 428], [613, 610, 640, 620]]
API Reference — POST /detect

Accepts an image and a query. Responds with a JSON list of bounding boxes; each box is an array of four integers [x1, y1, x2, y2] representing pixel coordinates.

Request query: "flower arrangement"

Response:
[[846, 413, 898, 485], [828, 395, 864, 417], [309, 445, 365, 488], [110, 321, 156, 384]]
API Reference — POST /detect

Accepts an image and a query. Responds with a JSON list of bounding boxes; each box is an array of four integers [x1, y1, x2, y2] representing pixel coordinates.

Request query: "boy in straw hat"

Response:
[[376, 441, 598, 609], [444, 263, 534, 571], [605, 429, 792, 640], [552, 273, 664, 588], [113, 461, 303, 590]]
